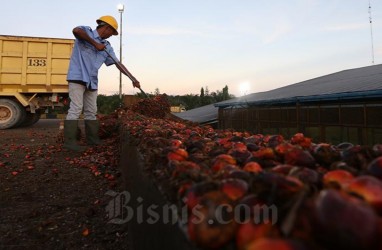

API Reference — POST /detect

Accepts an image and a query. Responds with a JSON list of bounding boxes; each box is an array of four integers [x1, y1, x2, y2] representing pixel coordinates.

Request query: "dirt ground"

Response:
[[0, 119, 129, 250]]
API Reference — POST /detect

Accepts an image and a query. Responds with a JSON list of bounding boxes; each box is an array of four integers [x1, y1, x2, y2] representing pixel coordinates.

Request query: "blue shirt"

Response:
[[67, 26, 117, 90]]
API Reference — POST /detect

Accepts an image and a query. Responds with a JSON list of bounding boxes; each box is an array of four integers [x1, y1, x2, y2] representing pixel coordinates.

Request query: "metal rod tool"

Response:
[[104, 49, 148, 98]]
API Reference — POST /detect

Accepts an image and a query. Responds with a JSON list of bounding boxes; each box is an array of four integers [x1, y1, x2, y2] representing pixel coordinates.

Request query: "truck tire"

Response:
[[0, 99, 27, 129], [20, 112, 41, 127]]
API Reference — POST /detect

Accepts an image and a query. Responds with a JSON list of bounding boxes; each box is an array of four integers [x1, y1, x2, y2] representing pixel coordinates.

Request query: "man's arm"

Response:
[[72, 27, 105, 51], [104, 48, 141, 88], [115, 62, 140, 88]]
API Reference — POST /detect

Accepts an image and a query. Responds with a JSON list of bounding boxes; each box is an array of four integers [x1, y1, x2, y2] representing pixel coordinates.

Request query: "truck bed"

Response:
[[0, 35, 74, 93]]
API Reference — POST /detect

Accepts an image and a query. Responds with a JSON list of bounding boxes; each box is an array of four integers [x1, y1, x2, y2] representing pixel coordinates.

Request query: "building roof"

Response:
[[174, 64, 382, 123], [173, 104, 218, 124], [215, 64, 382, 108]]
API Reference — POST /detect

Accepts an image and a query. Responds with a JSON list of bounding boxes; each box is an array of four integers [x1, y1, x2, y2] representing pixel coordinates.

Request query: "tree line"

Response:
[[97, 85, 235, 114]]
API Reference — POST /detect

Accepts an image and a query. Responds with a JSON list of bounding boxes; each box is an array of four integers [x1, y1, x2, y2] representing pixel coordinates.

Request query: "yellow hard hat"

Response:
[[96, 15, 118, 35]]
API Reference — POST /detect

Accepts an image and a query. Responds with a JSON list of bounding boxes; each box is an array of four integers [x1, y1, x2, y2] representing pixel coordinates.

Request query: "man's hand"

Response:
[[132, 79, 140, 88], [94, 43, 106, 51]]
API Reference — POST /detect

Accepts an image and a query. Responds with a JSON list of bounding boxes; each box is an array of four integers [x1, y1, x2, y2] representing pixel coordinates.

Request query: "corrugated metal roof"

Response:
[[215, 64, 382, 108], [173, 104, 218, 124], [174, 64, 382, 123]]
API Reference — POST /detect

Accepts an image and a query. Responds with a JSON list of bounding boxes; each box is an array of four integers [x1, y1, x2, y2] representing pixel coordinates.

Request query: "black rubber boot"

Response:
[[63, 120, 87, 152], [85, 120, 102, 145]]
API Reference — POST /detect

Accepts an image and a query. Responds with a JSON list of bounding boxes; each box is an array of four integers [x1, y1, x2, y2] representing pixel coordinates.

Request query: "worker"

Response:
[[64, 15, 140, 151]]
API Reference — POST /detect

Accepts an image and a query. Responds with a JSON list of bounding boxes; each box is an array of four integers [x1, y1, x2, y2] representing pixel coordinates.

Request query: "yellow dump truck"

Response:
[[0, 35, 74, 129], [170, 105, 186, 113]]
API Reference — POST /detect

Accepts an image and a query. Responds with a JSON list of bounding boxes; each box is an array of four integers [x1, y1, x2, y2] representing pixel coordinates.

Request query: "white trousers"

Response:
[[66, 82, 98, 120]]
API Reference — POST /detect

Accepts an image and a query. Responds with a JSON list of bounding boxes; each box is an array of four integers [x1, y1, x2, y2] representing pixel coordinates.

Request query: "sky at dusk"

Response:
[[1, 0, 381, 97]]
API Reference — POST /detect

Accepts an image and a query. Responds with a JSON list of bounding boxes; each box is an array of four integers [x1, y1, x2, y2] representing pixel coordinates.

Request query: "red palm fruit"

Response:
[[271, 164, 294, 176], [316, 166, 328, 176], [290, 132, 305, 144], [322, 169, 354, 189], [170, 139, 182, 147], [177, 181, 193, 199], [329, 161, 358, 176], [184, 181, 220, 211], [312, 143, 341, 168], [227, 169, 251, 183], [246, 143, 260, 152], [252, 173, 304, 208], [236, 194, 261, 219], [313, 189, 379, 250], [167, 148, 188, 161], [274, 142, 294, 157], [295, 139, 311, 149], [221, 178, 249, 201], [284, 148, 316, 168], [300, 138, 312, 149], [217, 164, 240, 179], [373, 144, 382, 156], [280, 176, 305, 197], [243, 161, 263, 174], [288, 167, 320, 186], [244, 134, 264, 145], [267, 134, 284, 148], [242, 131, 251, 137], [217, 137, 233, 149], [245, 238, 305, 250], [232, 142, 248, 153], [171, 161, 201, 178], [341, 145, 376, 171], [233, 131, 244, 137], [345, 175, 382, 214], [367, 156, 382, 180], [236, 194, 275, 224], [252, 147, 276, 160], [187, 190, 237, 249], [211, 154, 237, 172], [229, 149, 252, 167], [203, 141, 217, 154], [336, 141, 354, 150], [236, 222, 279, 250]]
